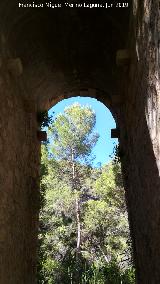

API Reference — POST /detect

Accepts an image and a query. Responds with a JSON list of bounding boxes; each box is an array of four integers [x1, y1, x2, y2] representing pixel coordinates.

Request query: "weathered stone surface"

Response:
[[119, 1, 160, 283], [0, 55, 40, 284]]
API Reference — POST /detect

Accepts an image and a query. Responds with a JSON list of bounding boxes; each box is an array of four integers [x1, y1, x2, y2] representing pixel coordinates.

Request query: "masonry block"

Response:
[[80, 89, 89, 97], [88, 88, 97, 98], [111, 128, 120, 138], [37, 131, 47, 141]]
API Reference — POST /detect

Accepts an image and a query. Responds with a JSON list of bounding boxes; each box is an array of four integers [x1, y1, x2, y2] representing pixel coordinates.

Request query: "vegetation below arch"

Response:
[[37, 103, 135, 284]]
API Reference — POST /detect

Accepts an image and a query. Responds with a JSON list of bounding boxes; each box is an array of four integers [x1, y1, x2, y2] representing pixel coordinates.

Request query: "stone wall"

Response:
[[119, 1, 160, 282], [0, 50, 40, 283]]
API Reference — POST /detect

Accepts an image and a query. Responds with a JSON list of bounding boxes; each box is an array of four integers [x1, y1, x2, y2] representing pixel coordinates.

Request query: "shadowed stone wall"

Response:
[[0, 46, 40, 283], [119, 1, 160, 283]]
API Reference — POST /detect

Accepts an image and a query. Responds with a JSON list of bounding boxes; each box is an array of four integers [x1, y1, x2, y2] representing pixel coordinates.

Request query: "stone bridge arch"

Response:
[[0, 1, 160, 283]]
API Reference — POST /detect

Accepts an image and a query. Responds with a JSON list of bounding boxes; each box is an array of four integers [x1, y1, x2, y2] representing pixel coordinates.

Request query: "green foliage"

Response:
[[111, 144, 125, 165], [49, 103, 99, 162], [38, 161, 135, 283], [38, 103, 135, 284]]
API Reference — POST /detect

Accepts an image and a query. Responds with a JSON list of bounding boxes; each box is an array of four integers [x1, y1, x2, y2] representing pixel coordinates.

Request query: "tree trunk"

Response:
[[71, 149, 81, 253], [76, 195, 81, 252]]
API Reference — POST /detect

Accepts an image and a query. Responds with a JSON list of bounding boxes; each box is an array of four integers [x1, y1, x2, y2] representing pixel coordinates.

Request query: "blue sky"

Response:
[[48, 97, 118, 167]]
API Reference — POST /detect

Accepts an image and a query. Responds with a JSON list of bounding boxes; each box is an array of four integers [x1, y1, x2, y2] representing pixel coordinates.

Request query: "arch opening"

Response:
[[38, 96, 135, 283]]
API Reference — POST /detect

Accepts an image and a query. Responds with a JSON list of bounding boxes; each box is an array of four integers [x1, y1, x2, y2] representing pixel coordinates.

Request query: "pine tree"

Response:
[[49, 103, 99, 280]]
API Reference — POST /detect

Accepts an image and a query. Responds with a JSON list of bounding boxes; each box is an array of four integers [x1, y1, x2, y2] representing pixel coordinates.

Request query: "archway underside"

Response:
[[0, 2, 129, 113]]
